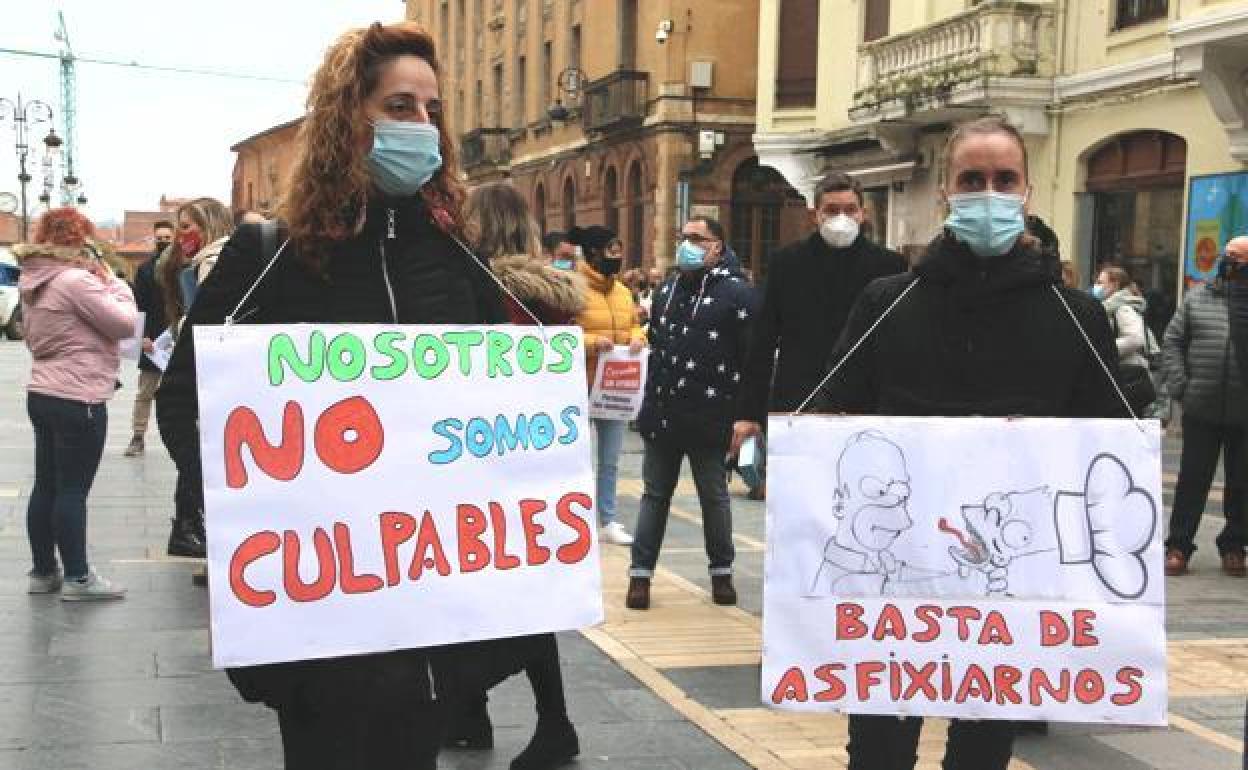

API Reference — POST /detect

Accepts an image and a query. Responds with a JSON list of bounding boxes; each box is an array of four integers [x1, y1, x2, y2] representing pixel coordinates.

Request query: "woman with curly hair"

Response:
[[155, 21, 503, 769], [153, 196, 232, 561], [17, 207, 137, 600]]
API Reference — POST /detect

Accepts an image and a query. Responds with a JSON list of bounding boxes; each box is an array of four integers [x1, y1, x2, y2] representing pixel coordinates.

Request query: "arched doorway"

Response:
[[1085, 130, 1186, 336], [627, 161, 644, 267], [562, 177, 576, 231], [730, 157, 806, 278], [534, 183, 547, 235], [604, 166, 619, 236]]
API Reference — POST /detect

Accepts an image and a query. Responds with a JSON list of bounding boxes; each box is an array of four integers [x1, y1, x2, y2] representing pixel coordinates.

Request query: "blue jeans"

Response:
[[592, 418, 625, 527], [26, 392, 107, 580], [630, 438, 734, 577]]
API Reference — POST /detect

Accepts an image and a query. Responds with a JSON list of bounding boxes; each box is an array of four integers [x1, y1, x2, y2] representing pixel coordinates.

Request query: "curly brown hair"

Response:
[[279, 21, 465, 257]]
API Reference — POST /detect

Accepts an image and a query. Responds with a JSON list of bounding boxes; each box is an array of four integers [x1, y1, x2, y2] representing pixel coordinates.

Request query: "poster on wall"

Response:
[[1185, 172, 1248, 286]]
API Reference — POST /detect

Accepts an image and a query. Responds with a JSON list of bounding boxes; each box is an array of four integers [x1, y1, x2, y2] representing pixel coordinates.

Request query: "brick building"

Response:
[[230, 118, 303, 217], [407, 0, 805, 274]]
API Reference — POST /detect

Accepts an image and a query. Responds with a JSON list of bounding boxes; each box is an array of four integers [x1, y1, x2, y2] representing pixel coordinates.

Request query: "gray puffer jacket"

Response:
[[1162, 280, 1248, 424]]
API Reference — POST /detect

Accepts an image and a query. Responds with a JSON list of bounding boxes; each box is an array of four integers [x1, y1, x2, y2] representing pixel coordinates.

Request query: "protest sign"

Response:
[[118, 311, 146, 361], [145, 328, 174, 371], [194, 324, 603, 668], [762, 416, 1166, 725], [588, 345, 647, 420]]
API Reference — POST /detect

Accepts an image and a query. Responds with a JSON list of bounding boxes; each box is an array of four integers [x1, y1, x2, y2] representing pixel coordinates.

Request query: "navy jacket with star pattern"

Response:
[[638, 265, 758, 449]]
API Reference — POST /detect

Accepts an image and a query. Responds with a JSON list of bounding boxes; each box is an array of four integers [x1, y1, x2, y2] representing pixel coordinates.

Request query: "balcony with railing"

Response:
[[851, 1, 1056, 122], [583, 71, 649, 134], [460, 127, 512, 170]]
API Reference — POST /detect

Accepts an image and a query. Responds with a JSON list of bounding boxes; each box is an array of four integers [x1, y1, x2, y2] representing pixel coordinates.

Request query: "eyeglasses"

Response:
[[678, 233, 715, 245]]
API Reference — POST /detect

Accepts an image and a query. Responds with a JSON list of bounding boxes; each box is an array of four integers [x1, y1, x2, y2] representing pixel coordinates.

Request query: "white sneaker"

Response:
[[61, 569, 126, 601], [601, 521, 634, 546], [27, 569, 63, 594]]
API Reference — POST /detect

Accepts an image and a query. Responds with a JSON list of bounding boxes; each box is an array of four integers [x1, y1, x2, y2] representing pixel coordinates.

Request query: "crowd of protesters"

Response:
[[15, 16, 1248, 770]]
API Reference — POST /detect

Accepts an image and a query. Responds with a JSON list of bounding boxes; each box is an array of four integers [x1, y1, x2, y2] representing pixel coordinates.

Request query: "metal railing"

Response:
[[460, 127, 512, 169], [583, 70, 649, 133]]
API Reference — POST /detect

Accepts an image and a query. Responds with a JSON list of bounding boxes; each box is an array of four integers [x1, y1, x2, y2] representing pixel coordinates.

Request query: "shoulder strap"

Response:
[[260, 220, 278, 265]]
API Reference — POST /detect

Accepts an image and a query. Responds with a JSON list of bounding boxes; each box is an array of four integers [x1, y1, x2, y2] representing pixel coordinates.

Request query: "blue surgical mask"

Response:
[[1091, 285, 1107, 300], [552, 258, 575, 271], [944, 191, 1026, 257], [676, 240, 707, 270], [368, 120, 443, 197]]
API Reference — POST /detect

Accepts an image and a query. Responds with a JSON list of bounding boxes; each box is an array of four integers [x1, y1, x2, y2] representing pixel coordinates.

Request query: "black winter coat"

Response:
[[638, 265, 758, 449], [132, 255, 167, 372], [817, 232, 1126, 419], [738, 232, 905, 422], [154, 195, 504, 714]]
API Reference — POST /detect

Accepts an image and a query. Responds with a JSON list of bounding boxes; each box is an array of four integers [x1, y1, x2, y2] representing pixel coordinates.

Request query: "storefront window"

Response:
[[862, 187, 889, 246]]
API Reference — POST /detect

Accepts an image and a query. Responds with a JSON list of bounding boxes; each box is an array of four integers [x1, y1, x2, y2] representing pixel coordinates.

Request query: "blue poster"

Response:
[[1185, 172, 1248, 286]]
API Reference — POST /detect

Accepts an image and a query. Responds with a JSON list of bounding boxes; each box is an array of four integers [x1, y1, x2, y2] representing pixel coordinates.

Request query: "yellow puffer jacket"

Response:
[[575, 261, 645, 387]]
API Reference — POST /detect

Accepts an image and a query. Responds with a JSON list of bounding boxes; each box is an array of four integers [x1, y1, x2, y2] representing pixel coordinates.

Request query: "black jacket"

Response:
[[817, 232, 1125, 418], [154, 195, 504, 712], [638, 265, 758, 449], [132, 255, 167, 372], [738, 232, 905, 421]]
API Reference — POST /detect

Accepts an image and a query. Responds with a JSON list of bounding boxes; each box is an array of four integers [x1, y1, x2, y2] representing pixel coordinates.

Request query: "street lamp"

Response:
[[0, 95, 57, 241]]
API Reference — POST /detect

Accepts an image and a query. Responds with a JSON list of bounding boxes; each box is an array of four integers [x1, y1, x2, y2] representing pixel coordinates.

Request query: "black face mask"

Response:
[[594, 256, 623, 277]]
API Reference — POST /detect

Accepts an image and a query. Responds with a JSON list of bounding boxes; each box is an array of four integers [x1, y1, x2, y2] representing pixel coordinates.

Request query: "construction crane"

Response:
[[53, 10, 79, 205], [2, 12, 303, 205]]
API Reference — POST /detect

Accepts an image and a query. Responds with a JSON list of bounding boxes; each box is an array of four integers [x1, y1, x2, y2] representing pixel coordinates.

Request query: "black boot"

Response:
[[510, 716, 579, 770], [167, 517, 206, 558], [443, 696, 493, 750]]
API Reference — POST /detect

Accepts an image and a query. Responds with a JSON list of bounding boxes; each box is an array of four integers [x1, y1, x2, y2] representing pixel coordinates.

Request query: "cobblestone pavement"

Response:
[[1, 339, 1244, 768]]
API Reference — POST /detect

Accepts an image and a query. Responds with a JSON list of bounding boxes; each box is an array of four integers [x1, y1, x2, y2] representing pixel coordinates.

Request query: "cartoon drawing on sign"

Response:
[[1054, 453, 1157, 600], [939, 487, 1058, 596], [810, 431, 950, 595], [807, 432, 1159, 600]]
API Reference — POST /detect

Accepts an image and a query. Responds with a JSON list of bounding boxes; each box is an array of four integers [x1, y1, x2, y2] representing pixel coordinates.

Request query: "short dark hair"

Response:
[[542, 231, 570, 253], [688, 216, 725, 242], [153, 220, 174, 232], [813, 172, 863, 207]]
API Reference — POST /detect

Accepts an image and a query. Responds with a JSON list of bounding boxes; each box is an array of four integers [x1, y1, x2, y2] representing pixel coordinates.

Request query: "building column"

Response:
[[653, 129, 690, 270]]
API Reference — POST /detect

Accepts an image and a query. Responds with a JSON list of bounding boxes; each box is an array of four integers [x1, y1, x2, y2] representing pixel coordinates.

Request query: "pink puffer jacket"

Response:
[[16, 244, 137, 404]]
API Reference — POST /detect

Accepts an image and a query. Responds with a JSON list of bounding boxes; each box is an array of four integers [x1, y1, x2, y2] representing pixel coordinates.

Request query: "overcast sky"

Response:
[[3, 0, 404, 223]]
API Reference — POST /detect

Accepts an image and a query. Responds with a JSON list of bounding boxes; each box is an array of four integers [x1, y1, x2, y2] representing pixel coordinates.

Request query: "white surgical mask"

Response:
[[820, 214, 859, 249]]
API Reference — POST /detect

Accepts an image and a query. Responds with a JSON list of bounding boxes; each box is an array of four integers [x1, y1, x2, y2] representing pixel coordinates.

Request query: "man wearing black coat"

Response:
[[732, 172, 905, 456], [626, 216, 757, 610], [123, 221, 174, 457]]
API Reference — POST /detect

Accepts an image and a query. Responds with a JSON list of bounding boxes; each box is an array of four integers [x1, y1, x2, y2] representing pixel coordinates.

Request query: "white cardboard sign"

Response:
[[762, 416, 1166, 726], [194, 324, 603, 668], [587, 345, 647, 420]]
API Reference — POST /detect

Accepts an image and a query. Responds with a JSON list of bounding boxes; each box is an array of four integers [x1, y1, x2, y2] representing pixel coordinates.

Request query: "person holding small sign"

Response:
[[626, 216, 758, 609], [155, 21, 506, 770], [816, 116, 1125, 769], [570, 224, 646, 546]]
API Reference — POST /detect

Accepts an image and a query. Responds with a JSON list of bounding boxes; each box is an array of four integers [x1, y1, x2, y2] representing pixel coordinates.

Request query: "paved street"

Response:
[[0, 338, 1245, 768]]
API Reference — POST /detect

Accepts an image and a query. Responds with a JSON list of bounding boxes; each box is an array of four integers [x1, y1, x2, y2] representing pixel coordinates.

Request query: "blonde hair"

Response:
[[280, 21, 465, 260], [942, 115, 1031, 188], [159, 196, 232, 323], [465, 182, 541, 260]]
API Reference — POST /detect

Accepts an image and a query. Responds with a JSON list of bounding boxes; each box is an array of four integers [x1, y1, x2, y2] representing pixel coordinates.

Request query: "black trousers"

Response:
[[434, 633, 568, 724], [277, 700, 440, 769], [1165, 415, 1248, 557], [847, 715, 1015, 770]]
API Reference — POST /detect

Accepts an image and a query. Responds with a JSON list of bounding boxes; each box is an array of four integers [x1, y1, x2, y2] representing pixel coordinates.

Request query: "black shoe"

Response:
[[443, 698, 493, 750], [167, 517, 206, 558], [711, 574, 737, 606], [510, 717, 579, 770]]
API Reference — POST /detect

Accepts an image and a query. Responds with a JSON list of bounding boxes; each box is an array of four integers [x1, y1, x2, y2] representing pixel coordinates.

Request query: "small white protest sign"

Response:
[[194, 324, 602, 668], [762, 416, 1166, 725], [588, 345, 647, 421]]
